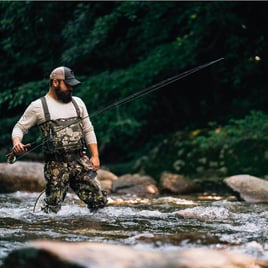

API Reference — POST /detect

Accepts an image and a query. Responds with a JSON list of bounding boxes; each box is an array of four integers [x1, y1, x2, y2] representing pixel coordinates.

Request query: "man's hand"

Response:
[[12, 142, 31, 155], [90, 155, 100, 170], [88, 143, 100, 170], [7, 142, 31, 164]]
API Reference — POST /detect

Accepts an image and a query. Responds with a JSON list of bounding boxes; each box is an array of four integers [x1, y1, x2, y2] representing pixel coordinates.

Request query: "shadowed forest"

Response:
[[1, 1, 268, 180]]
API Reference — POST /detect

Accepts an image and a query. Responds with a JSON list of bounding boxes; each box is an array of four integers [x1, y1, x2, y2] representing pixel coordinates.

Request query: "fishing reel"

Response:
[[6, 151, 17, 164]]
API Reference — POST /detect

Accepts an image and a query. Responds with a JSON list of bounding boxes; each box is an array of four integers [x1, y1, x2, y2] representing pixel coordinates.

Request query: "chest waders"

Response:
[[38, 97, 107, 213]]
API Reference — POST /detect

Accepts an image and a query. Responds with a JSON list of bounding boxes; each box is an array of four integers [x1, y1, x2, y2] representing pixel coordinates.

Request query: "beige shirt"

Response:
[[12, 95, 97, 144]]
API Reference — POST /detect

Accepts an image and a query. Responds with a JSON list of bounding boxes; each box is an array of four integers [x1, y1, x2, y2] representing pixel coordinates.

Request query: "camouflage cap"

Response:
[[49, 66, 81, 86]]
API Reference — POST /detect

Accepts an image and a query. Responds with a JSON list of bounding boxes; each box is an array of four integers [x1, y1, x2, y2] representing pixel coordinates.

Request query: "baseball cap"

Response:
[[49, 66, 81, 86]]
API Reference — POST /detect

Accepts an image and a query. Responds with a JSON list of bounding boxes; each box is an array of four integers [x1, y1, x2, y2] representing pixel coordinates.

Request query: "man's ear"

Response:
[[52, 79, 59, 87]]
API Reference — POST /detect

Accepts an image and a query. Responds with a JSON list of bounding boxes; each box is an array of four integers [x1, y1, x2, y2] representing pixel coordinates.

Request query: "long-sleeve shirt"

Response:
[[12, 95, 97, 145]]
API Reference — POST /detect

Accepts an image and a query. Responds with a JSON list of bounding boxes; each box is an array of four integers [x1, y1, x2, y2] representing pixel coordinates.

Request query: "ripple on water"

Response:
[[1, 191, 268, 263], [176, 206, 231, 221]]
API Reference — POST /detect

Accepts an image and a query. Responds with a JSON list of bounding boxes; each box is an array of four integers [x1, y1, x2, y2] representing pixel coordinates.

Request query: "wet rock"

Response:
[[96, 169, 118, 194], [224, 174, 268, 202], [2, 240, 267, 268], [0, 161, 45, 193], [176, 206, 230, 221], [0, 161, 117, 194], [112, 173, 159, 196], [160, 172, 200, 194]]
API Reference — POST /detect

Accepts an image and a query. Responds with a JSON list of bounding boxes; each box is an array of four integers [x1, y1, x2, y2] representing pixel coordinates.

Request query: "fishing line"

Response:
[[89, 57, 224, 118], [8, 57, 224, 163]]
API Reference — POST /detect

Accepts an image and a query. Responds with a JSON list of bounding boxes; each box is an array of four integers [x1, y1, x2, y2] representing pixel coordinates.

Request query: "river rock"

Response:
[[2, 240, 267, 268], [224, 174, 268, 202], [96, 168, 118, 194], [112, 173, 159, 196], [0, 161, 117, 194], [160, 172, 200, 194], [0, 161, 45, 193]]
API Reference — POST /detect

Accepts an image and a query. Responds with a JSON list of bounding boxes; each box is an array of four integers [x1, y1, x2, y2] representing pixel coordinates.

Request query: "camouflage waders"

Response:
[[43, 155, 107, 213], [39, 97, 107, 213]]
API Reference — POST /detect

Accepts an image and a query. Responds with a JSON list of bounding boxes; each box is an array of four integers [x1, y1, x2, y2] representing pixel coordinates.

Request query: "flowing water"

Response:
[[1, 191, 268, 265]]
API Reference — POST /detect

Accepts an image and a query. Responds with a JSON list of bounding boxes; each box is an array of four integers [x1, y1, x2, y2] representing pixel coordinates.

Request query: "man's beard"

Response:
[[55, 85, 72, 103]]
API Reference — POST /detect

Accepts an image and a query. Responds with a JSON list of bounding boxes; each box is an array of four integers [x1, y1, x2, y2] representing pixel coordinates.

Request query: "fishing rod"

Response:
[[7, 57, 224, 164]]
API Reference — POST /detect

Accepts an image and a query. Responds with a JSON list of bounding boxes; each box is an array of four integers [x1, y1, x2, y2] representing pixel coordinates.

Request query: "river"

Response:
[[1, 191, 268, 265]]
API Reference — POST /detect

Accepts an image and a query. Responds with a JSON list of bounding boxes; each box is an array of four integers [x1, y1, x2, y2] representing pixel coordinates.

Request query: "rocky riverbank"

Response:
[[1, 161, 268, 203], [0, 161, 200, 196]]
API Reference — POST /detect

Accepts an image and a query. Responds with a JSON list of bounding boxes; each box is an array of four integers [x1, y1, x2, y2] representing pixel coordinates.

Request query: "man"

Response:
[[12, 66, 108, 213]]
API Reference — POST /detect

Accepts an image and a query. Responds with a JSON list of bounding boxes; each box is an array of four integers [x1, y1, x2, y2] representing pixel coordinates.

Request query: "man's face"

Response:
[[54, 80, 73, 103]]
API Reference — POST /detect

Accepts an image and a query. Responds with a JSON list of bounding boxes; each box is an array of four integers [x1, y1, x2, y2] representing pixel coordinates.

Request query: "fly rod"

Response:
[[7, 57, 224, 163]]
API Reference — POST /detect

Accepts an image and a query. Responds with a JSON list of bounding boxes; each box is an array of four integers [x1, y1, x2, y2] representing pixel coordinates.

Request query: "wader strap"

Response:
[[40, 96, 81, 121], [41, 96, 50, 121], [71, 98, 81, 118]]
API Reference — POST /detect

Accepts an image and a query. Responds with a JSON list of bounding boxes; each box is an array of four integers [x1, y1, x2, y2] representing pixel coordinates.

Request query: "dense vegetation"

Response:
[[1, 1, 268, 180]]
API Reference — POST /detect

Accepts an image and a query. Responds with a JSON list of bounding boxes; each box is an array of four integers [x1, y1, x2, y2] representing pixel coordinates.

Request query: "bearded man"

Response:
[[11, 66, 108, 213]]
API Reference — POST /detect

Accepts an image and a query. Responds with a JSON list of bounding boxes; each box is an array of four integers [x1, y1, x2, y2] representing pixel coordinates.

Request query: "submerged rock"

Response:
[[224, 174, 268, 202], [2, 240, 267, 268]]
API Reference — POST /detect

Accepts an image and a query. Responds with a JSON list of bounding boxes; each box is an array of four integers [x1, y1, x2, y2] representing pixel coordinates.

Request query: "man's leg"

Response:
[[42, 161, 70, 213], [70, 167, 108, 213]]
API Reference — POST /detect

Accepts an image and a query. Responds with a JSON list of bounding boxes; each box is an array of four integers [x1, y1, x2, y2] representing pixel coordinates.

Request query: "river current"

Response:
[[1, 191, 268, 265]]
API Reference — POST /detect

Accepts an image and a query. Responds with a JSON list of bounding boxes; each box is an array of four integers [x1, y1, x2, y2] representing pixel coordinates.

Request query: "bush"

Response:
[[132, 110, 268, 180]]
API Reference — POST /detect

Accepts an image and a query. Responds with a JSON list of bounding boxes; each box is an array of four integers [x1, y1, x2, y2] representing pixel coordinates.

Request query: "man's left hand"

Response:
[[90, 155, 100, 170]]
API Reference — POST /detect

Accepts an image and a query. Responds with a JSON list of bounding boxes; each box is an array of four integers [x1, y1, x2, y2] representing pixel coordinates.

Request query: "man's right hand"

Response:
[[12, 142, 31, 154]]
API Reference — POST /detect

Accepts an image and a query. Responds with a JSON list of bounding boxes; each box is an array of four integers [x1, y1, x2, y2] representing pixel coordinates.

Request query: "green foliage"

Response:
[[0, 80, 48, 110], [192, 111, 268, 176], [136, 110, 268, 179], [0, 116, 19, 159], [1, 1, 268, 180], [74, 39, 198, 161], [194, 111, 268, 149]]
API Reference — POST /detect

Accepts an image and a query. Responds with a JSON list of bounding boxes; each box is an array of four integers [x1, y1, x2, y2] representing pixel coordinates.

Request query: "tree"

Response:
[[0, 1, 268, 177]]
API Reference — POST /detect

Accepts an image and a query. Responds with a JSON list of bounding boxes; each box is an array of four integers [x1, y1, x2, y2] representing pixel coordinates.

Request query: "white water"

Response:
[[1, 191, 268, 265]]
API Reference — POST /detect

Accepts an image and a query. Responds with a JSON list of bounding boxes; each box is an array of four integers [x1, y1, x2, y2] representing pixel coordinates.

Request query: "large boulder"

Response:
[[0, 161, 45, 193], [2, 240, 267, 268], [96, 168, 118, 194], [224, 174, 268, 202], [112, 173, 159, 196], [160, 172, 200, 194], [0, 161, 117, 194]]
